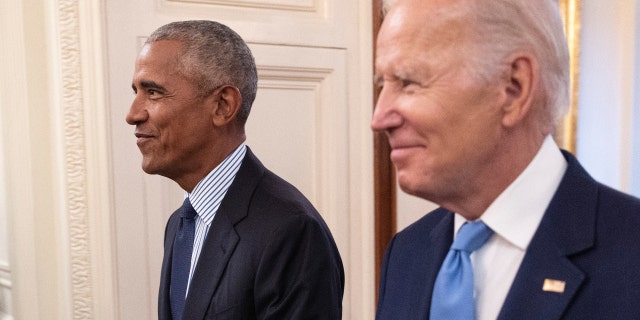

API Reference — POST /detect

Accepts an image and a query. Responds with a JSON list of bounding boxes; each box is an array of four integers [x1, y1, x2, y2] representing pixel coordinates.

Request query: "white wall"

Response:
[[631, 1, 640, 195], [577, 0, 640, 196], [0, 99, 12, 319]]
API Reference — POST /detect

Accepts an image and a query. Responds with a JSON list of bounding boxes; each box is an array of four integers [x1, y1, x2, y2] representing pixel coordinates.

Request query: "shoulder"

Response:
[[232, 163, 336, 244], [393, 207, 452, 243], [381, 207, 452, 267], [235, 148, 319, 216], [251, 168, 320, 220], [596, 181, 640, 212], [592, 182, 640, 244]]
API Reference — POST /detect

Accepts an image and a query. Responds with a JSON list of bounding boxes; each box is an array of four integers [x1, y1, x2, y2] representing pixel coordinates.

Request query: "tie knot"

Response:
[[451, 220, 493, 253], [181, 197, 197, 220]]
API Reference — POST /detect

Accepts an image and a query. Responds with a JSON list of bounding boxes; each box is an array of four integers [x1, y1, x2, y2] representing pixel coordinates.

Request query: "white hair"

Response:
[[464, 0, 570, 127]]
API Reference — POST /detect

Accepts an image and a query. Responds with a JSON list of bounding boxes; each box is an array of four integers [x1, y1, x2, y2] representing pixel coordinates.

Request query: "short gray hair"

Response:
[[146, 20, 258, 124]]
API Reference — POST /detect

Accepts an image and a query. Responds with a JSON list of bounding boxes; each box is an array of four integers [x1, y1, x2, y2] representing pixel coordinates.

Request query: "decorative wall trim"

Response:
[[165, 0, 318, 12], [0, 279, 10, 290], [258, 66, 331, 82], [56, 0, 94, 318], [556, 0, 581, 154], [256, 65, 331, 206], [0, 266, 11, 289]]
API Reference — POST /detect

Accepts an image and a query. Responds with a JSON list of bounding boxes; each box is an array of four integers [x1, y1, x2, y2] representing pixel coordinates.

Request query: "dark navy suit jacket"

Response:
[[159, 148, 344, 319], [376, 151, 640, 319]]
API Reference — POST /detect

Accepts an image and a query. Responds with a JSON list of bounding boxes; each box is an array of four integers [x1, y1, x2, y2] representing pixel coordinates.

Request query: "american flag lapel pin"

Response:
[[542, 278, 566, 293]]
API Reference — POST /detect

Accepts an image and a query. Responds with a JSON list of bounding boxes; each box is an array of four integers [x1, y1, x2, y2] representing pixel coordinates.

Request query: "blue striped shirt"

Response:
[[185, 143, 246, 294]]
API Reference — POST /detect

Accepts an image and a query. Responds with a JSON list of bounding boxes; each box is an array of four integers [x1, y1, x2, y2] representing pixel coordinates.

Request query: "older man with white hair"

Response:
[[372, 0, 640, 319]]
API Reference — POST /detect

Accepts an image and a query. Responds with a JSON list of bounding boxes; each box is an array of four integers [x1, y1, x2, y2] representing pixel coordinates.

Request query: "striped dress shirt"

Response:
[[185, 143, 246, 294]]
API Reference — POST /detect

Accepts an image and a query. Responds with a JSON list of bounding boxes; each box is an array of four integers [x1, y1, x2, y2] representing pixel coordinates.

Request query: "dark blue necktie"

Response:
[[430, 220, 494, 320], [170, 198, 197, 320]]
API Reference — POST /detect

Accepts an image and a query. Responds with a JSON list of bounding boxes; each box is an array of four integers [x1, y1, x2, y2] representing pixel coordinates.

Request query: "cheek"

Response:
[[399, 97, 439, 131]]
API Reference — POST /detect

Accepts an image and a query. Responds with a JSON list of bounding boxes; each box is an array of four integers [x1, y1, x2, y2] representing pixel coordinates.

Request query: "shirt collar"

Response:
[[455, 136, 568, 250], [187, 144, 247, 226]]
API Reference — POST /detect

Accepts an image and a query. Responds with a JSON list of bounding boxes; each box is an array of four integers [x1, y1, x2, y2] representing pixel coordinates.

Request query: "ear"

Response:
[[210, 85, 243, 127], [501, 53, 537, 128]]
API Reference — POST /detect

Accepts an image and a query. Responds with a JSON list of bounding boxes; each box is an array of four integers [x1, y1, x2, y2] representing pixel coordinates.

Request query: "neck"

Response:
[[445, 130, 546, 220], [175, 135, 245, 192]]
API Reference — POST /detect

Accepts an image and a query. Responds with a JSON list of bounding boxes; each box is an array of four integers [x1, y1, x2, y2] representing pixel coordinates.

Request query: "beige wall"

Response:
[[0, 100, 11, 319]]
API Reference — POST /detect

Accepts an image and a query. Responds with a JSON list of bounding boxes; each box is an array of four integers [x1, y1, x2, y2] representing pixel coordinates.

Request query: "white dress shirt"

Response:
[[453, 136, 568, 320], [185, 143, 246, 294]]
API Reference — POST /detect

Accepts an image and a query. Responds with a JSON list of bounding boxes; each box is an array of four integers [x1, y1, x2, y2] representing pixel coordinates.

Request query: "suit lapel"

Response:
[[158, 210, 181, 320], [183, 213, 240, 319], [182, 148, 265, 319], [498, 151, 598, 320], [377, 208, 453, 319]]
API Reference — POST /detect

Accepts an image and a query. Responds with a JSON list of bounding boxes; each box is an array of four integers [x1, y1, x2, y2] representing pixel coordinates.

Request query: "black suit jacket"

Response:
[[376, 150, 640, 319], [159, 148, 344, 319]]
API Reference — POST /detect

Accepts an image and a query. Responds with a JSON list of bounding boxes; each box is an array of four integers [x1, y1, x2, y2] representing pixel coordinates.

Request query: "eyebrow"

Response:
[[132, 80, 166, 92], [373, 70, 409, 86]]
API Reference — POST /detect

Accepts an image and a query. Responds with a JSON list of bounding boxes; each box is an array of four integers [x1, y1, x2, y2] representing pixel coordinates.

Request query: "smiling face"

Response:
[[126, 40, 219, 187], [372, 0, 509, 211]]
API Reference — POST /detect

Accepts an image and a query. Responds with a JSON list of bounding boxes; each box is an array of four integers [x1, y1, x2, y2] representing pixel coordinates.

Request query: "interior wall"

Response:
[[633, 1, 640, 195], [577, 0, 639, 195], [0, 99, 11, 319], [2, 0, 117, 318]]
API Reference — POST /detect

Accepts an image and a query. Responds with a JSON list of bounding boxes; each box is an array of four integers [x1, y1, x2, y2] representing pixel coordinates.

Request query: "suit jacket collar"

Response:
[[498, 150, 597, 320], [159, 211, 181, 319], [179, 147, 265, 320]]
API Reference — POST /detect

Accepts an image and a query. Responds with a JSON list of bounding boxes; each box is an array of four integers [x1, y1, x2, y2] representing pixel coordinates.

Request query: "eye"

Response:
[[147, 89, 164, 99], [401, 79, 415, 88]]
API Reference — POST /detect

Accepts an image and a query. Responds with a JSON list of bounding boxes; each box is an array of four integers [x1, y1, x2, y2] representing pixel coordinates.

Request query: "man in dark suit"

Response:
[[372, 0, 640, 319], [126, 20, 344, 319]]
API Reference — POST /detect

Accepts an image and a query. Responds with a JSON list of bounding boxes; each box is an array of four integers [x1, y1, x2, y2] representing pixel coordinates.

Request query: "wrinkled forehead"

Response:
[[376, 0, 473, 64]]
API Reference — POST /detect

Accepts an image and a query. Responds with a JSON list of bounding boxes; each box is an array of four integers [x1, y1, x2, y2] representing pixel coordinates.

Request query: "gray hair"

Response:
[[464, 0, 570, 129], [146, 20, 258, 124]]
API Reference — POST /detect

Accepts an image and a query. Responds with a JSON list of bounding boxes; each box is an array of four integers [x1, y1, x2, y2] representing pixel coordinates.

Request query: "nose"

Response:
[[126, 93, 148, 125], [371, 86, 402, 132]]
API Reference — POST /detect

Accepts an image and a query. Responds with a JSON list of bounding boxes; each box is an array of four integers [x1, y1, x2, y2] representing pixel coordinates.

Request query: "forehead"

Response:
[[133, 40, 185, 80], [376, 0, 472, 71]]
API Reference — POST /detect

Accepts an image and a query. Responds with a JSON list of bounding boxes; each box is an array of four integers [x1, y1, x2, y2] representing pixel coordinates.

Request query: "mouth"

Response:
[[389, 144, 422, 162], [134, 131, 154, 145]]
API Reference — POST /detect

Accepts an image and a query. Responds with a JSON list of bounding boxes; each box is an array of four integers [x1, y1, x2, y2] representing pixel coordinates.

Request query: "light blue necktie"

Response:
[[170, 198, 197, 320], [430, 220, 494, 320]]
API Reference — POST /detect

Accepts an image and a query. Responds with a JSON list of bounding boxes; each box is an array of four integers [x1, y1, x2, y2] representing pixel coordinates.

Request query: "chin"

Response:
[[397, 176, 421, 196], [398, 172, 438, 200], [140, 159, 160, 175]]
